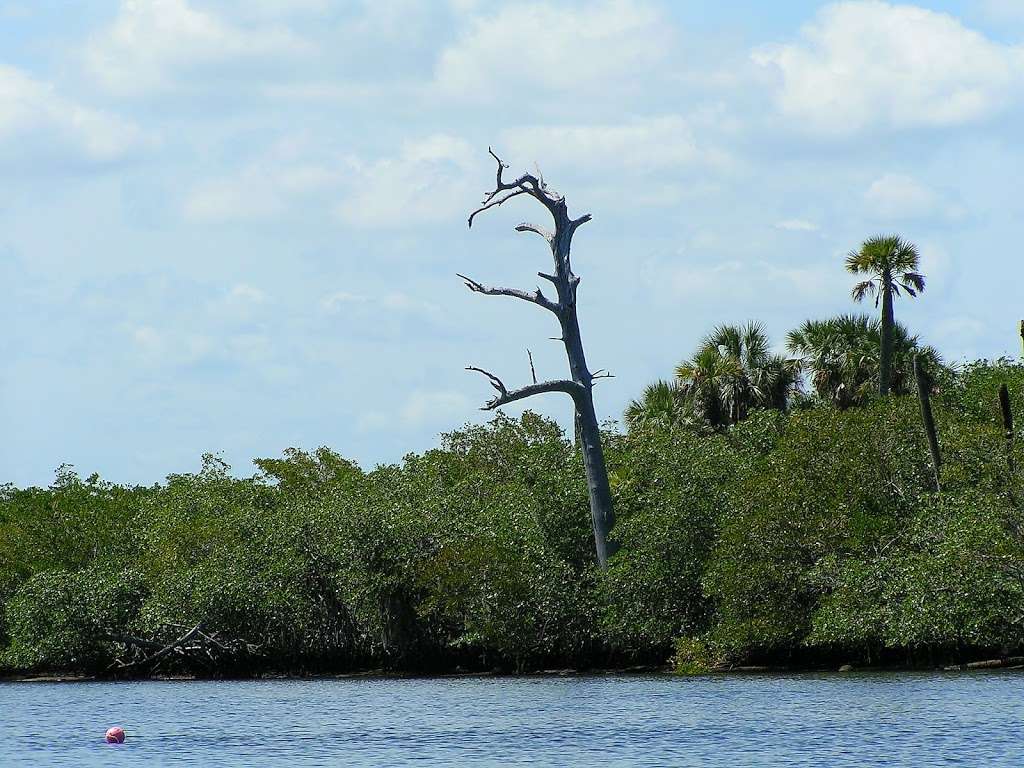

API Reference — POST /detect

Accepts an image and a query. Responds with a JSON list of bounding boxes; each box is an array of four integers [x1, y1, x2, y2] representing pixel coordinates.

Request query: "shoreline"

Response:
[[6, 659, 1024, 683]]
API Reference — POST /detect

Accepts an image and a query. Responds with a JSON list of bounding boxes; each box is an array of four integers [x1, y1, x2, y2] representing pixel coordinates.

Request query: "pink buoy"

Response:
[[105, 727, 126, 744]]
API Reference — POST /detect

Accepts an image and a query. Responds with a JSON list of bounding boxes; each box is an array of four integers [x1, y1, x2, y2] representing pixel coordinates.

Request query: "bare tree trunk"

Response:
[[914, 355, 941, 491], [459, 149, 617, 567], [879, 273, 895, 396]]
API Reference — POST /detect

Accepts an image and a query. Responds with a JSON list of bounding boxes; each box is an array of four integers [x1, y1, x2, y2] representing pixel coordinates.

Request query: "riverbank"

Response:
[[9, 656, 1024, 684]]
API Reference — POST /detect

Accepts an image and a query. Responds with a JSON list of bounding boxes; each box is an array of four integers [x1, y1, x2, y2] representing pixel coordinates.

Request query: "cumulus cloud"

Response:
[[434, 0, 674, 100], [500, 116, 724, 174], [184, 132, 475, 227], [647, 254, 847, 308], [864, 173, 963, 220], [335, 134, 477, 228], [753, 1, 1024, 135], [358, 389, 473, 431], [0, 64, 149, 167], [127, 323, 215, 366], [212, 0, 332, 19], [183, 135, 341, 221], [85, 0, 309, 93]]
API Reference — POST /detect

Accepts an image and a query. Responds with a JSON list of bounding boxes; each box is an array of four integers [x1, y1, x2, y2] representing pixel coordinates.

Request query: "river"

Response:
[[1, 672, 1021, 766]]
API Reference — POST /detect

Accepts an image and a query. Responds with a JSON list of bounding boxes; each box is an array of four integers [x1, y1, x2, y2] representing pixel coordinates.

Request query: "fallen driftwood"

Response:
[[944, 657, 1024, 671], [105, 623, 264, 673]]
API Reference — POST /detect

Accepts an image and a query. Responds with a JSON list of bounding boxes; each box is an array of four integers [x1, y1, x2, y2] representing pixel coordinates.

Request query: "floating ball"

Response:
[[105, 727, 126, 744]]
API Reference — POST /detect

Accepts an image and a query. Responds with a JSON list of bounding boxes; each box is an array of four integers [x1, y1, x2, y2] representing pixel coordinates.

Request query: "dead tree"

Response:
[[460, 148, 617, 568]]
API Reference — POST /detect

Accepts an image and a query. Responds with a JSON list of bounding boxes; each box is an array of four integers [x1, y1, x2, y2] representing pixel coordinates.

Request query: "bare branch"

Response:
[[538, 271, 558, 285], [108, 623, 204, 671], [488, 146, 509, 187], [466, 366, 506, 396], [515, 222, 554, 243], [466, 366, 583, 410], [468, 188, 531, 228], [456, 273, 558, 313], [570, 213, 593, 231], [468, 148, 566, 229], [527, 349, 537, 384]]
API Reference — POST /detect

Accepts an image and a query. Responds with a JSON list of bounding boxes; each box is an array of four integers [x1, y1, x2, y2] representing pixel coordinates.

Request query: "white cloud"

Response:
[[399, 390, 473, 427], [321, 290, 439, 316], [189, 132, 478, 227], [434, 0, 674, 100], [183, 134, 342, 221], [648, 254, 846, 307], [127, 323, 215, 365], [85, 0, 309, 93], [336, 134, 477, 229], [864, 173, 963, 220], [774, 219, 818, 232], [216, 0, 331, 19], [0, 64, 149, 166], [226, 283, 266, 304], [917, 243, 953, 291], [358, 389, 473, 431], [753, 1, 1024, 135], [183, 171, 285, 221], [500, 116, 722, 174]]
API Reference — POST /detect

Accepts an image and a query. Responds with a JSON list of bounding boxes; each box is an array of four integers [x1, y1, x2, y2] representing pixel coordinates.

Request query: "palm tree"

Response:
[[675, 322, 799, 428], [786, 314, 940, 407], [675, 344, 745, 428], [624, 379, 690, 432], [845, 235, 926, 395]]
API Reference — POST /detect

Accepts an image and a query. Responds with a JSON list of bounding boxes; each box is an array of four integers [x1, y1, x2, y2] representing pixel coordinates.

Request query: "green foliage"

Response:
[[845, 235, 926, 304], [673, 322, 798, 429], [4, 359, 1024, 676], [786, 314, 941, 406], [2, 567, 145, 671], [671, 635, 721, 675], [601, 424, 742, 655]]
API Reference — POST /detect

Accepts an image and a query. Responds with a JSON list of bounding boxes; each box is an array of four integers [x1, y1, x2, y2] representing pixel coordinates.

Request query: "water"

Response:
[[1, 672, 1021, 766]]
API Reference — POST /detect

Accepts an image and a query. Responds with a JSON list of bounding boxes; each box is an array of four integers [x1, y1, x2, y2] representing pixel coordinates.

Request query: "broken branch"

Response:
[[456, 273, 559, 313], [466, 366, 583, 410]]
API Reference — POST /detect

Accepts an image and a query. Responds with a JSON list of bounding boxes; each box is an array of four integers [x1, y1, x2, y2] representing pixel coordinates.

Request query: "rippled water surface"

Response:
[[2, 672, 1022, 766]]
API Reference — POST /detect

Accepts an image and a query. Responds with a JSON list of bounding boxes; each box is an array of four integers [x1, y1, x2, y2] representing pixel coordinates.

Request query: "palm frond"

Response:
[[850, 280, 877, 303], [900, 271, 925, 295]]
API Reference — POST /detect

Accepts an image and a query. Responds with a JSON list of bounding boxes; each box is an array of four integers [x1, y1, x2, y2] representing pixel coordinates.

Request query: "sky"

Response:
[[2, 0, 1023, 487]]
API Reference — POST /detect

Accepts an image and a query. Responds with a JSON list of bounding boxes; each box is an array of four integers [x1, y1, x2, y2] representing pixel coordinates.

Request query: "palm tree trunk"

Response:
[[1000, 383, 1015, 501], [879, 274, 895, 396], [914, 355, 941, 491]]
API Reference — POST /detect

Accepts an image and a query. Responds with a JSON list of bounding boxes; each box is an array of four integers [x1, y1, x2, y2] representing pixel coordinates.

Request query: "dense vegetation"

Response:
[[2, 355, 1022, 678], [4, 233, 1022, 677]]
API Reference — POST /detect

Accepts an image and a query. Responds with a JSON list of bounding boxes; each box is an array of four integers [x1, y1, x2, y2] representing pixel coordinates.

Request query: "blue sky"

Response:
[[2, 0, 1023, 487]]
